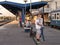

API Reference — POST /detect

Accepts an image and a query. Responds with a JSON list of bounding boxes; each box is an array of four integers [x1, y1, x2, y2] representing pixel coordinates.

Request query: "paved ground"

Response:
[[42, 26, 60, 45], [38, 26, 60, 45], [0, 20, 60, 45], [0, 20, 35, 45]]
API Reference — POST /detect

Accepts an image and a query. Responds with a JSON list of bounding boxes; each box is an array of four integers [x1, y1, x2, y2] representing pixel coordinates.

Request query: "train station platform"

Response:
[[0, 20, 60, 45], [0, 20, 35, 45]]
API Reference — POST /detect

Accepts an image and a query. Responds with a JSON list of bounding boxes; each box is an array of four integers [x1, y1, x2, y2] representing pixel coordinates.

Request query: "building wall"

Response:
[[41, 0, 60, 11], [48, 0, 60, 10]]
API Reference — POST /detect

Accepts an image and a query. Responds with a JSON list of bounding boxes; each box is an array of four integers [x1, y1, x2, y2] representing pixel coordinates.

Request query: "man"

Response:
[[19, 17, 22, 27], [35, 13, 45, 42]]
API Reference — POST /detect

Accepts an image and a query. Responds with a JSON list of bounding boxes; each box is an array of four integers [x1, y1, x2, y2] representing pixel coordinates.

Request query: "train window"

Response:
[[57, 17, 59, 19], [57, 15, 60, 19], [51, 15, 55, 19], [55, 14, 56, 19], [55, 14, 56, 15]]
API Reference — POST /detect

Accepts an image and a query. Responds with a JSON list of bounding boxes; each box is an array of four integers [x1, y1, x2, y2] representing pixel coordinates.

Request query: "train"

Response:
[[50, 9, 60, 28]]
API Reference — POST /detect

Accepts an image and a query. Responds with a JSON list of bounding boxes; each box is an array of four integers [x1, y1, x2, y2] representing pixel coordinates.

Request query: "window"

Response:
[[57, 13, 59, 15]]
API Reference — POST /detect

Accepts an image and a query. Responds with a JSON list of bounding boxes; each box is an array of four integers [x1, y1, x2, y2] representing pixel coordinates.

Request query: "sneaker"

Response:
[[37, 39, 40, 43], [37, 41, 40, 43]]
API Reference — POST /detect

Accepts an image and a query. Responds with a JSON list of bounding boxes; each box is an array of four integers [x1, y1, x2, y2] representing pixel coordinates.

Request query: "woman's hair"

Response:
[[37, 12, 43, 18], [37, 12, 42, 16]]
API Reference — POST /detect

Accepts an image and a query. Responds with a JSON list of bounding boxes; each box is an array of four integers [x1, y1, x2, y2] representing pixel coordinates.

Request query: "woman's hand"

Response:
[[37, 23, 42, 26]]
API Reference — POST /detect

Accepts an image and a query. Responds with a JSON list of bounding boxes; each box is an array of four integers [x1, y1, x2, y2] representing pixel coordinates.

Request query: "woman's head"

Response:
[[37, 13, 42, 19]]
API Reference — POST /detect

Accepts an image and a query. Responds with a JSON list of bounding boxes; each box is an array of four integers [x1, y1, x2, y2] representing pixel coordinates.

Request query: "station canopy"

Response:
[[0, 1, 47, 11]]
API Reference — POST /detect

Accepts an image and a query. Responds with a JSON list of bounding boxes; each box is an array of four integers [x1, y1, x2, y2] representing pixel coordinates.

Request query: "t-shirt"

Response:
[[19, 18, 22, 22], [35, 18, 43, 29]]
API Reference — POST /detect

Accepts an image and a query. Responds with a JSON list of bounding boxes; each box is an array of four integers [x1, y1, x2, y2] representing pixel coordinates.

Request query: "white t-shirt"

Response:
[[35, 18, 43, 29], [25, 21, 31, 27]]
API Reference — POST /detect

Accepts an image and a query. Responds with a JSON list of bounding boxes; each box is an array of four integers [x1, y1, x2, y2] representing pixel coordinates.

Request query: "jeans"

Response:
[[20, 22, 22, 27], [40, 27, 45, 41]]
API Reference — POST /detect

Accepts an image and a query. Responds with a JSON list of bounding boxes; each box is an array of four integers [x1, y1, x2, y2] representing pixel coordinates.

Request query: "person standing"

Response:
[[19, 17, 22, 27]]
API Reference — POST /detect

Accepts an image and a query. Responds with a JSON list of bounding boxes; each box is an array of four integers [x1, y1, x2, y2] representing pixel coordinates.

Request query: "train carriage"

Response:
[[50, 10, 60, 28]]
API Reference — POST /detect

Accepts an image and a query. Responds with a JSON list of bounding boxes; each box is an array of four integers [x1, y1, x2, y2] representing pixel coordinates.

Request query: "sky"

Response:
[[0, 0, 41, 4]]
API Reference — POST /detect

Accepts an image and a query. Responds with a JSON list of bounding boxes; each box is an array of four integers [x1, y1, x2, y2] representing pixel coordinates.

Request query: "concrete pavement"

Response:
[[0, 20, 35, 45], [42, 26, 60, 45], [0, 20, 60, 45]]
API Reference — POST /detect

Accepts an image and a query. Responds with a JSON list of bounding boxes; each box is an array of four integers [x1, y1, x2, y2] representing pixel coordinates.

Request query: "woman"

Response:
[[35, 13, 44, 42]]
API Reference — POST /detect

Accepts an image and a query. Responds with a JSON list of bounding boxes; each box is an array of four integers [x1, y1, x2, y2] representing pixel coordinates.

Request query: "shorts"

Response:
[[36, 29, 41, 35]]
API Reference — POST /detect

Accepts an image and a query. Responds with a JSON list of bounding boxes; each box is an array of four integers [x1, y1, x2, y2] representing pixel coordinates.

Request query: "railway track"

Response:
[[0, 20, 13, 26]]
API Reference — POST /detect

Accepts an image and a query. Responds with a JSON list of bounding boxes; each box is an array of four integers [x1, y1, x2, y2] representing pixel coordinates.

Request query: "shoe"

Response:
[[37, 39, 40, 43], [34, 38, 40, 43], [37, 41, 40, 43]]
